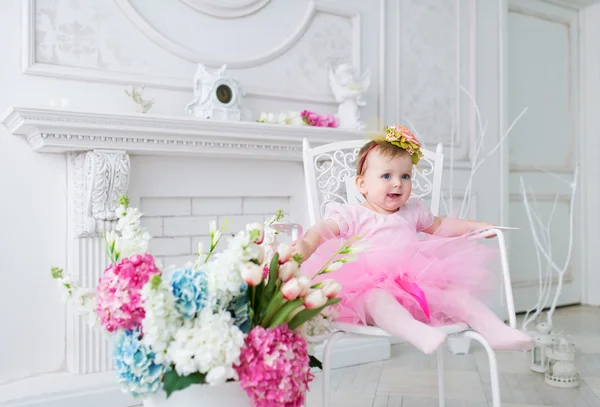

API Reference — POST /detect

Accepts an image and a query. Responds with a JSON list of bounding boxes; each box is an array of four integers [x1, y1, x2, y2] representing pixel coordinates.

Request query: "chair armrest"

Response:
[[468, 228, 516, 328]]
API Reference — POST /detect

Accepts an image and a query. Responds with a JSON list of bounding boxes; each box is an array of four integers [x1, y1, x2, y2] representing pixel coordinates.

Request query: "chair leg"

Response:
[[322, 331, 346, 407], [437, 346, 445, 407], [462, 331, 501, 407], [447, 336, 472, 355]]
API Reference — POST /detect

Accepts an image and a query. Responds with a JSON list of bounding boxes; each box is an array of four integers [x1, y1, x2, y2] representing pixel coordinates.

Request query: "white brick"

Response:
[[242, 197, 290, 215], [141, 198, 191, 217], [163, 216, 215, 236], [191, 236, 212, 254], [220, 214, 264, 234], [161, 255, 197, 268], [141, 217, 163, 237], [192, 197, 243, 216], [149, 237, 191, 256]]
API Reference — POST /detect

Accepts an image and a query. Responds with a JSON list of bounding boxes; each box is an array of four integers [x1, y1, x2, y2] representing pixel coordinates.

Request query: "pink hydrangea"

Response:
[[301, 110, 338, 128], [96, 253, 160, 332], [234, 325, 314, 407]]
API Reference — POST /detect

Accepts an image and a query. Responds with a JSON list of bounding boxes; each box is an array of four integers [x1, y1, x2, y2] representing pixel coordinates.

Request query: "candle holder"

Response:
[[529, 322, 554, 373], [545, 334, 579, 388]]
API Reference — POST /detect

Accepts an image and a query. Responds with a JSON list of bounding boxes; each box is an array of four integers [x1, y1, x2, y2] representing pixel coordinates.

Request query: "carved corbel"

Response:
[[69, 150, 130, 237]]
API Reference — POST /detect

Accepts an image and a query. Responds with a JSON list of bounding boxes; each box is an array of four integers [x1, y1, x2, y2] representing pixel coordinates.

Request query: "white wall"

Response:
[[0, 0, 511, 405]]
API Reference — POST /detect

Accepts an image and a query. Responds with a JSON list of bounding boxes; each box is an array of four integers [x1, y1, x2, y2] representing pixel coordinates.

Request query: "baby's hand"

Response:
[[291, 239, 312, 262], [478, 222, 496, 239]]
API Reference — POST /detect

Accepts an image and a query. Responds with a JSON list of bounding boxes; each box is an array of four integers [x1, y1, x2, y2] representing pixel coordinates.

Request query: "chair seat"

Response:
[[332, 321, 470, 337]]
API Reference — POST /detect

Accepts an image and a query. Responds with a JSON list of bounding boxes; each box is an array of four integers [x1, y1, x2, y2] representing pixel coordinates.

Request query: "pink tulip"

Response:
[[246, 223, 265, 244], [240, 262, 263, 286], [277, 244, 293, 264], [320, 279, 342, 298], [296, 276, 311, 297], [256, 245, 265, 265], [303, 289, 327, 309], [281, 278, 301, 300], [278, 261, 298, 282]]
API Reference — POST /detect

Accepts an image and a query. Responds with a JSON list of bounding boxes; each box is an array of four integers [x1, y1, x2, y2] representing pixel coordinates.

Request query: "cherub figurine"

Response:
[[328, 64, 371, 129], [124, 85, 154, 114]]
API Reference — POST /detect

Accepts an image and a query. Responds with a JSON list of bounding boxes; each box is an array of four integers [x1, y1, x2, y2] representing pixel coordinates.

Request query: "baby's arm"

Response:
[[292, 219, 340, 261], [422, 216, 494, 238]]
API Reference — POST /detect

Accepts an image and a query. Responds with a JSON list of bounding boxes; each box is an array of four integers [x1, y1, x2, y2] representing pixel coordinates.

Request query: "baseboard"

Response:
[[312, 336, 391, 370], [0, 371, 137, 407], [2, 338, 390, 407]]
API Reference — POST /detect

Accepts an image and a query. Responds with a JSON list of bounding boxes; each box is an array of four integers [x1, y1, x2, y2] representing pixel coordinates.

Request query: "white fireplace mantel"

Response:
[[0, 106, 363, 160], [0, 105, 393, 406]]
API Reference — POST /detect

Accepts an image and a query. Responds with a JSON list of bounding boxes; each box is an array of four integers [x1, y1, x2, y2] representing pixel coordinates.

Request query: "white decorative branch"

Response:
[[520, 164, 579, 331]]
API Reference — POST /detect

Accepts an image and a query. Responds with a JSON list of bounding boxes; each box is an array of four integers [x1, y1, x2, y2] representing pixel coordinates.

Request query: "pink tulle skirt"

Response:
[[300, 225, 499, 326]]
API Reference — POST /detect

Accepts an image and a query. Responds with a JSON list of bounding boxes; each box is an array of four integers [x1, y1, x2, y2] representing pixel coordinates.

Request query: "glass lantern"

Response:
[[529, 322, 554, 373], [545, 335, 579, 388]]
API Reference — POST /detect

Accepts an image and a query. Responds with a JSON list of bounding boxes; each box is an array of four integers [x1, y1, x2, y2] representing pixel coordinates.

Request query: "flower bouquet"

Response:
[[256, 110, 339, 128], [51, 196, 363, 407]]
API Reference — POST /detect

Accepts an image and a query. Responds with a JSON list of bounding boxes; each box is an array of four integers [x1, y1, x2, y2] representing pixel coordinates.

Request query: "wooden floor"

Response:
[[304, 306, 600, 407]]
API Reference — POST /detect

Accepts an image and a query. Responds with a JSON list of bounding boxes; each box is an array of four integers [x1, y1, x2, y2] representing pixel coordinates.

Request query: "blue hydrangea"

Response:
[[112, 329, 167, 398], [170, 268, 210, 319], [227, 288, 250, 333]]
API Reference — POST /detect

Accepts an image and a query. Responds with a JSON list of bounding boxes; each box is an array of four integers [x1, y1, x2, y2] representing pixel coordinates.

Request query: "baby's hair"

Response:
[[356, 140, 409, 176]]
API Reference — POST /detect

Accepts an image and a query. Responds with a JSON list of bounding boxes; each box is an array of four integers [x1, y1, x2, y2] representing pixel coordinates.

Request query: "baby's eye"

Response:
[[382, 173, 391, 179], [402, 174, 411, 180]]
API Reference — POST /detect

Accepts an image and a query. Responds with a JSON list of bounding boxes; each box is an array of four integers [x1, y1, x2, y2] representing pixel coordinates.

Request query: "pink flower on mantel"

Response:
[[96, 253, 160, 332], [234, 325, 314, 407], [301, 110, 338, 128]]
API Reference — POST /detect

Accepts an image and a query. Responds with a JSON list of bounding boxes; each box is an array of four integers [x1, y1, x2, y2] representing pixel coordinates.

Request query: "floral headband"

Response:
[[358, 124, 423, 174]]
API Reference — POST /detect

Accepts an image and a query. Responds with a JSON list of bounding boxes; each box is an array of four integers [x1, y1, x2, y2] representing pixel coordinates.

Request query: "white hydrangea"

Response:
[[111, 205, 151, 259], [301, 307, 337, 341], [51, 268, 98, 327], [71, 287, 99, 327], [204, 231, 257, 307], [140, 272, 183, 364], [166, 308, 245, 386]]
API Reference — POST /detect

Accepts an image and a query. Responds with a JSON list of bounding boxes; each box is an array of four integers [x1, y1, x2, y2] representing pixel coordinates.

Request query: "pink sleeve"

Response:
[[408, 198, 434, 232], [323, 203, 354, 238]]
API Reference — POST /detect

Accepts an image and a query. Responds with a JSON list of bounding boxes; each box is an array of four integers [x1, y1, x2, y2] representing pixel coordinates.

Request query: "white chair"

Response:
[[287, 138, 517, 407]]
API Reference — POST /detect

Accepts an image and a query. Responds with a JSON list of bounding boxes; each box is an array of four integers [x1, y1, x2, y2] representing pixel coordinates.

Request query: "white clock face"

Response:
[[215, 84, 233, 105]]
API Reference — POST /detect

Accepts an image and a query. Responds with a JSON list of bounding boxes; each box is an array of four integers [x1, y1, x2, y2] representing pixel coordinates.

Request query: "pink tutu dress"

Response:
[[301, 198, 499, 326]]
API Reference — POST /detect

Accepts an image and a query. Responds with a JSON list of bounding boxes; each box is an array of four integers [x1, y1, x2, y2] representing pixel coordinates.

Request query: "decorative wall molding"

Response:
[[507, 3, 578, 175], [508, 192, 576, 288], [114, 0, 361, 70], [73, 151, 131, 237], [389, 0, 477, 165], [21, 0, 361, 105], [0, 105, 363, 160], [179, 0, 271, 19], [64, 151, 130, 374]]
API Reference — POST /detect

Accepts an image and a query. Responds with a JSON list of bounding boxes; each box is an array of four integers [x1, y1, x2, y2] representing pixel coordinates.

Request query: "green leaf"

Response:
[[50, 266, 64, 279], [150, 274, 162, 290], [162, 370, 205, 399], [292, 253, 304, 265], [309, 355, 323, 370], [267, 298, 304, 328], [260, 291, 285, 327], [118, 195, 130, 208], [260, 253, 280, 311], [287, 298, 341, 331]]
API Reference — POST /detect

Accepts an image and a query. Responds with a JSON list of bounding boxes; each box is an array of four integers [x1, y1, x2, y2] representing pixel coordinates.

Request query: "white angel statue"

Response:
[[328, 64, 371, 129]]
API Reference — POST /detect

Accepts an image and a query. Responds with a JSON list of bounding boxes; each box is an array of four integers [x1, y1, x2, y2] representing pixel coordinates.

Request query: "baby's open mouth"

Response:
[[387, 193, 401, 198]]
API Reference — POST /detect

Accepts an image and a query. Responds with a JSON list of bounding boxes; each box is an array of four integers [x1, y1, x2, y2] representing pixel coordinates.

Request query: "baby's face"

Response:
[[357, 150, 413, 214]]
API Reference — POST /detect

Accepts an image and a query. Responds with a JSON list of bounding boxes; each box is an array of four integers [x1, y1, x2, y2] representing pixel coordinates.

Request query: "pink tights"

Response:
[[364, 289, 534, 354]]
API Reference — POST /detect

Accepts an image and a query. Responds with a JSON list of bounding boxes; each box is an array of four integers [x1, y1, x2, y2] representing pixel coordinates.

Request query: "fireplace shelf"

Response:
[[1, 106, 363, 160]]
